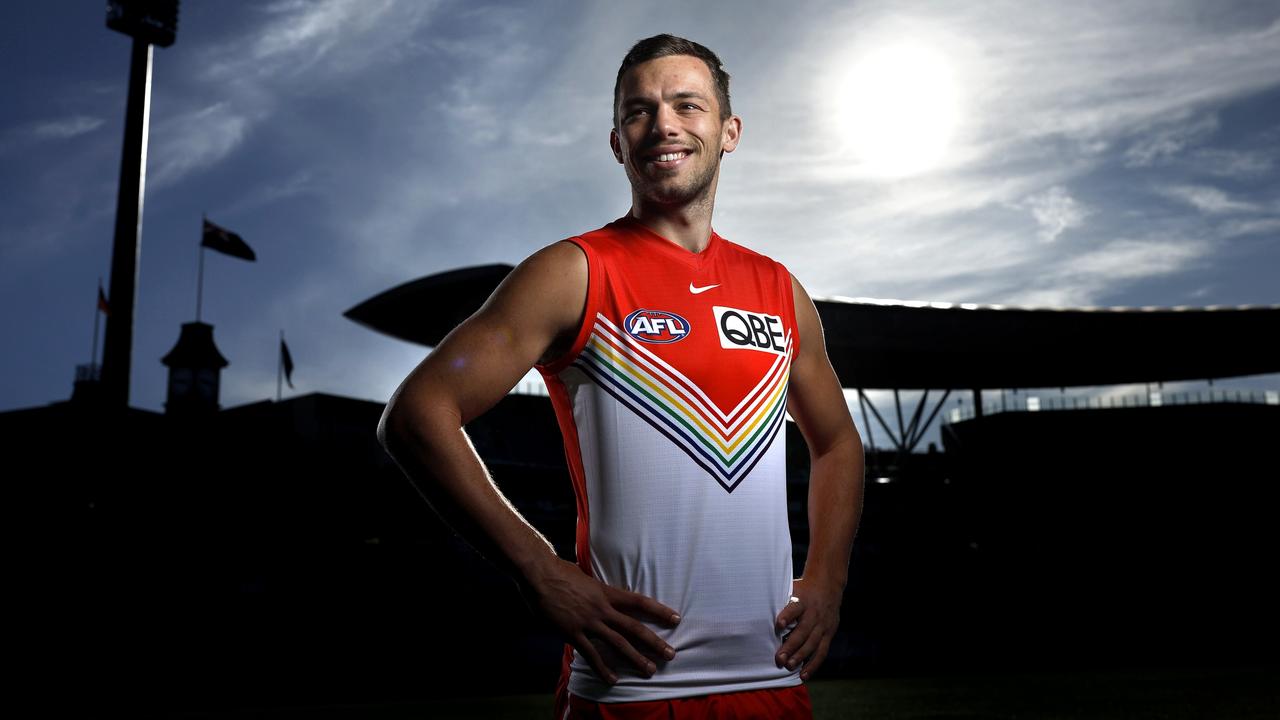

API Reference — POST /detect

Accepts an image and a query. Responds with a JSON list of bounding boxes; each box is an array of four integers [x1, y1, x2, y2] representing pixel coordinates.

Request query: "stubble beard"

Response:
[[626, 150, 719, 210]]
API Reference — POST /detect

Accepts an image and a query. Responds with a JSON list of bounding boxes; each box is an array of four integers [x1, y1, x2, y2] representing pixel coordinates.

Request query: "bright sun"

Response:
[[836, 43, 960, 178]]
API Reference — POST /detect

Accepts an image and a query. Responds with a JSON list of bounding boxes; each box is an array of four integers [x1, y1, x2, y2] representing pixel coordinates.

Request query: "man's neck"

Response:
[[627, 197, 716, 254]]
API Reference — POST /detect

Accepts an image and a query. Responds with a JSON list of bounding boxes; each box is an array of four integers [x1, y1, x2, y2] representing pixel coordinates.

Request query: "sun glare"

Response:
[[836, 43, 960, 178]]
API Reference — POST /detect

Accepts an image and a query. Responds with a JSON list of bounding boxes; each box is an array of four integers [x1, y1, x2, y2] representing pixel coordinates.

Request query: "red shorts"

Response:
[[557, 683, 813, 719]]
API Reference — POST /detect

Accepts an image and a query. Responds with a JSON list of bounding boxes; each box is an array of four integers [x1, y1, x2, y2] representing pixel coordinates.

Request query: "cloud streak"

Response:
[[1158, 184, 1262, 214], [31, 115, 106, 140], [1123, 114, 1220, 167], [148, 102, 249, 189]]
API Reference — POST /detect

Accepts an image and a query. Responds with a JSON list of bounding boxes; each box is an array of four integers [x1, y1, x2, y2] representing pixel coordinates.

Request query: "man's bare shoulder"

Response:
[[787, 271, 810, 302], [480, 239, 587, 365], [500, 239, 587, 310], [525, 238, 587, 275]]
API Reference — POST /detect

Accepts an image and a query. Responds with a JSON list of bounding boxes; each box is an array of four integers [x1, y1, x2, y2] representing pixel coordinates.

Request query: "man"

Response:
[[378, 34, 864, 719]]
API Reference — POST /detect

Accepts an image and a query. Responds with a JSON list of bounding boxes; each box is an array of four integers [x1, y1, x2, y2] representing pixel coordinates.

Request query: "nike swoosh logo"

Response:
[[689, 283, 721, 294]]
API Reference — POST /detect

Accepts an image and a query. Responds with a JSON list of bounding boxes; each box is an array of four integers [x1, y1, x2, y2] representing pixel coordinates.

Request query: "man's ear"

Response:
[[610, 128, 624, 164], [721, 115, 742, 154]]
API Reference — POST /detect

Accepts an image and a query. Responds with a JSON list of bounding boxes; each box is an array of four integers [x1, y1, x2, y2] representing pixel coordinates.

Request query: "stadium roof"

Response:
[[345, 264, 1280, 390]]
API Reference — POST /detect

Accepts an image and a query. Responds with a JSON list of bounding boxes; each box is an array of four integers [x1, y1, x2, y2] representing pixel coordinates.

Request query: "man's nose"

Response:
[[650, 104, 679, 136]]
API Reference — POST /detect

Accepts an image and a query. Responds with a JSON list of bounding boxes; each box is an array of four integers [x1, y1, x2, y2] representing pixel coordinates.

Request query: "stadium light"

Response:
[[98, 0, 179, 409], [107, 0, 179, 47]]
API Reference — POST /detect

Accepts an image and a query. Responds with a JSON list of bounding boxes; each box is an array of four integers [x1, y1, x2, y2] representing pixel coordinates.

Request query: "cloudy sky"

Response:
[[3, 0, 1278, 451]]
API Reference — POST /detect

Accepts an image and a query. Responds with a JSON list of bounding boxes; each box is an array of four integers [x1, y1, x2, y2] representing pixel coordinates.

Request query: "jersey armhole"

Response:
[[780, 261, 801, 361], [536, 237, 600, 377]]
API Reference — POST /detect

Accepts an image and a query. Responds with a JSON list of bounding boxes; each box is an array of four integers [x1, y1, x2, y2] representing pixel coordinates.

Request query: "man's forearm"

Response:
[[802, 436, 865, 588], [379, 408, 564, 591]]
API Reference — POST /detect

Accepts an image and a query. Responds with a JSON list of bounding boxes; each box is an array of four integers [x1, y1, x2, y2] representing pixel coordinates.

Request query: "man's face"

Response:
[[611, 55, 741, 208]]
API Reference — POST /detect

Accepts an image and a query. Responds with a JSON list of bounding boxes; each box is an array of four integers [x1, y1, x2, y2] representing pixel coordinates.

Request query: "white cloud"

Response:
[[1021, 186, 1089, 242], [148, 102, 250, 189], [1062, 237, 1207, 280], [1192, 147, 1276, 178], [221, 169, 321, 216], [1122, 114, 1219, 167], [990, 235, 1213, 308], [31, 115, 106, 140], [1157, 184, 1261, 214], [197, 0, 439, 86], [0, 115, 107, 155], [1218, 217, 1280, 239], [440, 82, 504, 146]]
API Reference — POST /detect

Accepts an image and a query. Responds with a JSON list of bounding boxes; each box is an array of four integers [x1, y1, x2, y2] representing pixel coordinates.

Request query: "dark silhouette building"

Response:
[[8, 268, 1278, 713]]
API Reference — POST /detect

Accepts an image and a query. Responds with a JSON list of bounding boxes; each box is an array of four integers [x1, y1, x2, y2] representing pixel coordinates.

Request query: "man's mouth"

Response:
[[645, 150, 691, 168]]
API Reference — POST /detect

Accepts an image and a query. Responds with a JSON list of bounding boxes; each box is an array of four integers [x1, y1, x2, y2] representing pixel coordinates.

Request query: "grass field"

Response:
[[168, 664, 1278, 718]]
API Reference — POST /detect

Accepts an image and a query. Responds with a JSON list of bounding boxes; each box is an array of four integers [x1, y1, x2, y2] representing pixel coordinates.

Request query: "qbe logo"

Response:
[[624, 309, 691, 344], [713, 306, 787, 356]]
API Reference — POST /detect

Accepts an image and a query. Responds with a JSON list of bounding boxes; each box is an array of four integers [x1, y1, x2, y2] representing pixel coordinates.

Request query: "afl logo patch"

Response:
[[624, 309, 690, 344]]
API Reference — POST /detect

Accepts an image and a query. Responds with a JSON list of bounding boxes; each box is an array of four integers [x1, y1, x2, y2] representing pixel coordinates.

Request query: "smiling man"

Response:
[[378, 34, 864, 720]]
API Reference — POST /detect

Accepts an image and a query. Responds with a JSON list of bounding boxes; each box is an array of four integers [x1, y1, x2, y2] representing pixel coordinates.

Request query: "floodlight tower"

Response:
[[99, 0, 179, 410]]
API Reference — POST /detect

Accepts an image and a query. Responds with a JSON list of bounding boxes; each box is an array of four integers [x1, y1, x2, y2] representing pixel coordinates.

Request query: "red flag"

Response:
[[202, 218, 256, 261], [97, 282, 110, 315]]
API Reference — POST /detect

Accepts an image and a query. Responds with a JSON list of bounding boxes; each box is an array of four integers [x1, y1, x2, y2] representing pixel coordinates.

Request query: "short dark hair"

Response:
[[613, 34, 732, 130]]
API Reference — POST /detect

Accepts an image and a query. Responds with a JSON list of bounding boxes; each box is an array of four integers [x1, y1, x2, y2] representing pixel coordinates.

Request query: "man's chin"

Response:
[[640, 182, 709, 207], [647, 187, 688, 203]]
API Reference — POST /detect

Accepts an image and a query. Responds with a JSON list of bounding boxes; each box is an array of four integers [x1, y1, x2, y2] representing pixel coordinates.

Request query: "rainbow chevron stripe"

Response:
[[571, 313, 792, 493]]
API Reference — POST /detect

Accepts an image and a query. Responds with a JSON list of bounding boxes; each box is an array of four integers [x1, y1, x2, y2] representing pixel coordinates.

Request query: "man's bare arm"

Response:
[[774, 272, 865, 680], [377, 241, 678, 683]]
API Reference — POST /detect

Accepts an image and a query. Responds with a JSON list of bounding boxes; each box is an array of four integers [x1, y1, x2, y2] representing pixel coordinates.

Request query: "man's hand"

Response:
[[522, 559, 680, 685], [774, 576, 843, 680]]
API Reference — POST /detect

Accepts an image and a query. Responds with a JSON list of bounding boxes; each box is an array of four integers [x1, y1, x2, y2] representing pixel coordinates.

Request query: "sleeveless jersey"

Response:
[[535, 214, 804, 702]]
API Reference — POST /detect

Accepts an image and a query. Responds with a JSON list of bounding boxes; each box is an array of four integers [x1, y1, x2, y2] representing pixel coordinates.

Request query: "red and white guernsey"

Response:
[[536, 213, 804, 702]]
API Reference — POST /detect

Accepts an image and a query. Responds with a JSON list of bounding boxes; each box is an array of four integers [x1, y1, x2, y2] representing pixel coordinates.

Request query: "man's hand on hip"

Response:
[[774, 576, 843, 680], [522, 558, 680, 685]]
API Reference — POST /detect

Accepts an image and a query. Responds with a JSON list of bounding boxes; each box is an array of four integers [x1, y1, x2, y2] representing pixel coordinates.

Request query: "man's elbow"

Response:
[[377, 400, 416, 462], [377, 392, 460, 458], [377, 391, 431, 452], [814, 424, 861, 461], [376, 403, 399, 452], [838, 415, 864, 453]]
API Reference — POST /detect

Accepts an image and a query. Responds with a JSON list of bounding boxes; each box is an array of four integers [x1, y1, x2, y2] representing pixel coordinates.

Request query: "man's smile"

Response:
[[642, 147, 693, 170]]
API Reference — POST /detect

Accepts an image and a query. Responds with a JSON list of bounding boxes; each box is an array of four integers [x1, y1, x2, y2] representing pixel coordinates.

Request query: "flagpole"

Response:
[[196, 213, 206, 322], [277, 329, 283, 403], [92, 278, 103, 377]]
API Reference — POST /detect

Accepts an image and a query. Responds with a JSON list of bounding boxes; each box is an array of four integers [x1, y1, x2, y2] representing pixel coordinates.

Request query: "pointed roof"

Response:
[[161, 321, 230, 369]]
